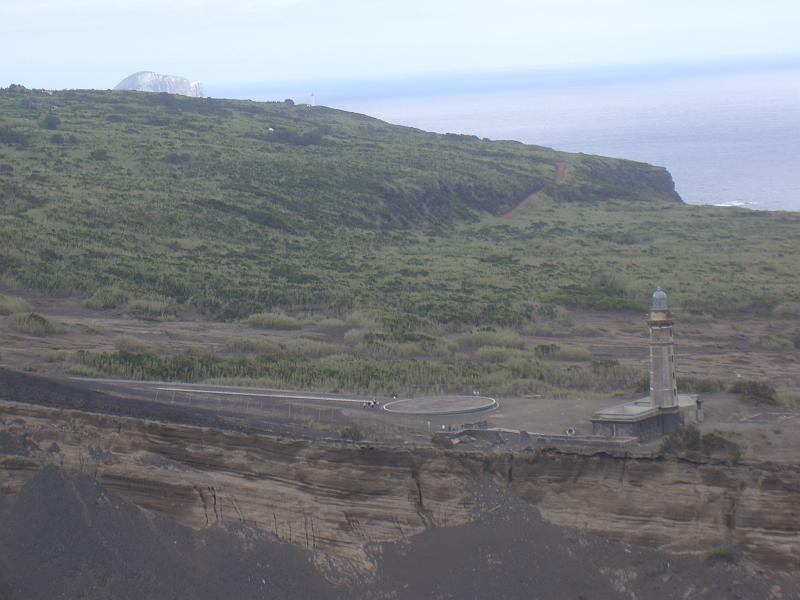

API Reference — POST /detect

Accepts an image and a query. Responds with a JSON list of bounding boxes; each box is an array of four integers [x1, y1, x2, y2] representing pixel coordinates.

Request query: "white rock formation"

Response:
[[114, 71, 204, 97]]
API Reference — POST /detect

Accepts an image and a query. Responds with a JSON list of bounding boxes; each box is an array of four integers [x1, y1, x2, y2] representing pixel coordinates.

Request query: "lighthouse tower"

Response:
[[648, 287, 678, 408]]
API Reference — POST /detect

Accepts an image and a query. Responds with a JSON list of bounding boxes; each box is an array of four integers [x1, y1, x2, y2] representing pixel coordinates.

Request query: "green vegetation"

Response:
[[246, 312, 303, 330], [84, 285, 129, 309], [7, 311, 63, 335], [4, 86, 795, 328], [0, 294, 31, 315], [113, 335, 161, 354], [1, 87, 798, 397], [661, 425, 742, 463], [729, 380, 779, 406], [340, 424, 364, 443], [675, 377, 727, 393], [68, 345, 641, 397], [431, 432, 454, 448], [125, 297, 176, 320]]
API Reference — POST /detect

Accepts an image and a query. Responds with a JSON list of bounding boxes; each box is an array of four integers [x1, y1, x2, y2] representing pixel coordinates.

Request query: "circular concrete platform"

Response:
[[382, 395, 498, 416]]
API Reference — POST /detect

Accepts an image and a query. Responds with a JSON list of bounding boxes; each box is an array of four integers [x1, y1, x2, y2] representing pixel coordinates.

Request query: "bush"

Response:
[[431, 432, 453, 448], [756, 334, 794, 350], [661, 425, 702, 454], [460, 329, 525, 349], [772, 302, 800, 318], [246, 312, 303, 330], [0, 294, 31, 315], [89, 149, 109, 161], [224, 337, 282, 355], [474, 345, 513, 363], [85, 285, 129, 309], [0, 126, 29, 147], [676, 377, 726, 393], [340, 424, 364, 443], [7, 312, 63, 335], [126, 297, 176, 320], [661, 425, 742, 463], [113, 336, 157, 354], [344, 309, 382, 329], [730, 380, 779, 405], [557, 345, 593, 362], [701, 431, 743, 462], [40, 114, 61, 130]]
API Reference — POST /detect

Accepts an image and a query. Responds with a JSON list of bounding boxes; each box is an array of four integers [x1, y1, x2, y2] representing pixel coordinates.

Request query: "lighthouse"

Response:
[[591, 286, 690, 439], [648, 287, 678, 408]]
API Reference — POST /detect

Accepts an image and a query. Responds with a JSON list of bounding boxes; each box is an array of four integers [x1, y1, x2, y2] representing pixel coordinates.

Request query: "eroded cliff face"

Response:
[[0, 400, 798, 582]]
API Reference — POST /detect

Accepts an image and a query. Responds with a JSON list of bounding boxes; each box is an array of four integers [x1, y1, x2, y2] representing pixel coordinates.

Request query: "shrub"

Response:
[[340, 424, 364, 443], [0, 126, 29, 147], [0, 294, 31, 315], [701, 431, 743, 462], [162, 152, 191, 165], [280, 338, 344, 358], [85, 285, 129, 309], [772, 302, 800, 318], [89, 149, 109, 161], [306, 315, 347, 328], [126, 297, 176, 320], [246, 312, 303, 330], [660, 425, 702, 454], [661, 425, 742, 463], [756, 334, 794, 350], [474, 345, 513, 363], [7, 312, 63, 335], [460, 329, 525, 349], [534, 343, 560, 358], [113, 336, 157, 353], [556, 345, 593, 362], [344, 309, 382, 330], [39, 114, 61, 130], [676, 377, 726, 393], [224, 337, 282, 355], [730, 380, 779, 405], [431, 432, 453, 448]]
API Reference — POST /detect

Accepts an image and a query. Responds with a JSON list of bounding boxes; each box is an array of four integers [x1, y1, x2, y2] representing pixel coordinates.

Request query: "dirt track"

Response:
[[502, 161, 567, 219]]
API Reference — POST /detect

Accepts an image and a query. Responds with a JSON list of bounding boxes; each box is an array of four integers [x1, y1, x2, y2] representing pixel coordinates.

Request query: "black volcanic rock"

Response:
[[0, 466, 341, 600]]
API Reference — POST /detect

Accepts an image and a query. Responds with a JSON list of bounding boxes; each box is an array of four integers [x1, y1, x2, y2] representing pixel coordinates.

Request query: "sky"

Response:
[[1, 0, 799, 90]]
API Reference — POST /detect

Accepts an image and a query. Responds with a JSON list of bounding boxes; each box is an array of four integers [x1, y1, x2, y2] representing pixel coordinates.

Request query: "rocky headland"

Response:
[[114, 71, 204, 96]]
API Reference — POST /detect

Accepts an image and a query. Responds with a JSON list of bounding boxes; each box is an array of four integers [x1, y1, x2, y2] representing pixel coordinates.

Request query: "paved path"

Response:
[[70, 377, 498, 415]]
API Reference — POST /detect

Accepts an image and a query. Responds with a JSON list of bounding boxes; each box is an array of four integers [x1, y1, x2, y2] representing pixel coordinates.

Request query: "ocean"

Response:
[[210, 65, 800, 211]]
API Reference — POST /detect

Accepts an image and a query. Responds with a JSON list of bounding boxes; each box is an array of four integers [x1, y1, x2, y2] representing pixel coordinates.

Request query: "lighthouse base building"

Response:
[[591, 287, 699, 440]]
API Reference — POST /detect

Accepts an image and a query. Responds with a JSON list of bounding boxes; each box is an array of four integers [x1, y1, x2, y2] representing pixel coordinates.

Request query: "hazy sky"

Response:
[[2, 0, 799, 89]]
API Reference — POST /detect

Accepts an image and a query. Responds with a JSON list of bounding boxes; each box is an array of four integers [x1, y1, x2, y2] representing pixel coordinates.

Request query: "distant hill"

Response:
[[1, 86, 795, 322], [115, 72, 204, 97]]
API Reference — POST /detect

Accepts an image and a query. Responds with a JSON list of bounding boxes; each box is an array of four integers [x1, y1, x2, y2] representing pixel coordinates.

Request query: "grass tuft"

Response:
[[246, 312, 303, 330], [7, 311, 63, 335], [0, 294, 31, 315]]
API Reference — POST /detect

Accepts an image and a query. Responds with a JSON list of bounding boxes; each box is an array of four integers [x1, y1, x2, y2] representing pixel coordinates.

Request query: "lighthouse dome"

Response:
[[651, 287, 668, 310]]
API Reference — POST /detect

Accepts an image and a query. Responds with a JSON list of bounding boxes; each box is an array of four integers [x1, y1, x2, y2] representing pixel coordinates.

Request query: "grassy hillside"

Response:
[[0, 85, 798, 329]]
